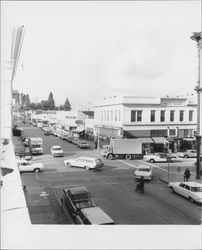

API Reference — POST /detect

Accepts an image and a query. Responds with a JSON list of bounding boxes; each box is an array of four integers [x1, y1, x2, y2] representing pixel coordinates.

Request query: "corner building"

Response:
[[94, 96, 197, 152]]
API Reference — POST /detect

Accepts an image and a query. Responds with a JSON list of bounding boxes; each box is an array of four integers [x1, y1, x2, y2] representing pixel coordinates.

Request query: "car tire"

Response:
[[184, 155, 188, 158], [85, 166, 90, 170], [188, 197, 194, 203], [170, 187, 175, 193], [34, 168, 40, 173], [149, 159, 155, 163], [67, 163, 72, 167], [107, 154, 113, 160], [125, 154, 132, 160]]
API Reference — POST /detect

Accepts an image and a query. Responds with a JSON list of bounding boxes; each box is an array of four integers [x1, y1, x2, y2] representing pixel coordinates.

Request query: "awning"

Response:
[[138, 138, 154, 144], [152, 137, 168, 144]]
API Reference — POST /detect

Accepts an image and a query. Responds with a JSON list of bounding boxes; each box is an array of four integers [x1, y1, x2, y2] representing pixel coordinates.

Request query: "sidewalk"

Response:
[[159, 171, 202, 184]]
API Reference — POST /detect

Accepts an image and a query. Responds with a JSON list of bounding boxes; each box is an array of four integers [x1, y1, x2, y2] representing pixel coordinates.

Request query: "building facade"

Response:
[[93, 96, 197, 152]]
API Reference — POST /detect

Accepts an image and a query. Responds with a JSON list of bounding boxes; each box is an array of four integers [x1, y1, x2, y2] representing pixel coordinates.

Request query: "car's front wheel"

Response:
[[188, 197, 195, 203], [85, 166, 90, 170], [107, 154, 113, 160], [149, 159, 155, 163], [170, 187, 175, 193], [67, 163, 72, 167], [34, 168, 40, 173]]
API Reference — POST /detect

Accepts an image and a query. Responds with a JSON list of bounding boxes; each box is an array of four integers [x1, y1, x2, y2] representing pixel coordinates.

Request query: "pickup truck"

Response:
[[62, 186, 95, 218]]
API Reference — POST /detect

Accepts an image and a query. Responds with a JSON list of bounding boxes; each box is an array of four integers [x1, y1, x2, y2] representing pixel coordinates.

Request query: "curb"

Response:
[[159, 177, 168, 184]]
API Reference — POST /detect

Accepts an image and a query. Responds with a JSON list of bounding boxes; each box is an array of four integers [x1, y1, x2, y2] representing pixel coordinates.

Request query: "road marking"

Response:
[[118, 160, 138, 168], [118, 159, 168, 172], [137, 160, 168, 172]]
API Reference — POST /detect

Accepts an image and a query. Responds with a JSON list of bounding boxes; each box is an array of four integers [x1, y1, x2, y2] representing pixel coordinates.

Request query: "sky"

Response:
[[1, 1, 201, 107]]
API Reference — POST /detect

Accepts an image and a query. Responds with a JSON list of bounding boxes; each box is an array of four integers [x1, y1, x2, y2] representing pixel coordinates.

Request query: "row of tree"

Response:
[[14, 91, 71, 111]]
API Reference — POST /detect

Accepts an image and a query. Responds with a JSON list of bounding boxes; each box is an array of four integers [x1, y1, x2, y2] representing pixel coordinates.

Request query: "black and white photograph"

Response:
[[1, 0, 201, 249]]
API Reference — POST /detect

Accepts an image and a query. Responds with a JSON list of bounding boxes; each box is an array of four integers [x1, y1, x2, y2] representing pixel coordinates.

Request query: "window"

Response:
[[131, 110, 136, 122], [137, 111, 142, 122], [104, 111, 106, 121], [150, 110, 155, 122], [180, 110, 184, 122], [160, 110, 165, 122], [170, 110, 175, 122], [131, 110, 142, 122], [189, 110, 193, 122], [101, 111, 103, 121]]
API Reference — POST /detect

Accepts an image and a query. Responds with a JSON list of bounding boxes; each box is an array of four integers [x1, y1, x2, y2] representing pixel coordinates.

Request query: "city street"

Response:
[[15, 123, 201, 225]]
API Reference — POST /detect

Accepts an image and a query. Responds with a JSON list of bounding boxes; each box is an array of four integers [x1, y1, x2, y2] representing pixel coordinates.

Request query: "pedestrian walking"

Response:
[[135, 176, 145, 193], [184, 168, 191, 182]]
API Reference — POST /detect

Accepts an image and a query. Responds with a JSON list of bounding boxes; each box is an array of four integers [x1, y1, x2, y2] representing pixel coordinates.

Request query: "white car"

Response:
[[64, 157, 104, 170], [179, 150, 197, 158], [17, 159, 44, 173], [51, 145, 64, 157], [143, 153, 167, 163], [134, 165, 153, 180], [169, 182, 202, 204]]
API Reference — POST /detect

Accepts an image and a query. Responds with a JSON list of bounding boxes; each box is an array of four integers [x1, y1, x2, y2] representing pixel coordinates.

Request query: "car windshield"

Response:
[[72, 193, 90, 201], [53, 147, 61, 150], [32, 145, 41, 148], [138, 168, 150, 172], [190, 186, 202, 192]]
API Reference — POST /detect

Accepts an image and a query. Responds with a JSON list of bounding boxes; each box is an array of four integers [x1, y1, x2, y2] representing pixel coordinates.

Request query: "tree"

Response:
[[63, 97, 71, 111], [47, 92, 55, 110]]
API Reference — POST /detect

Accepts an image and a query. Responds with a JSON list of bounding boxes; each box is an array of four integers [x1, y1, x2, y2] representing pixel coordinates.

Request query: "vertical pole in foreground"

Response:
[[191, 32, 202, 180]]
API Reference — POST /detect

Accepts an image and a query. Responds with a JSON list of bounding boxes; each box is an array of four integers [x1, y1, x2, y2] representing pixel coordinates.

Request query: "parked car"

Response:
[[169, 181, 202, 204], [77, 140, 90, 149], [66, 135, 74, 143], [17, 159, 43, 173], [180, 150, 197, 158], [64, 157, 104, 170], [72, 138, 80, 145], [44, 128, 51, 135], [143, 153, 167, 163], [51, 145, 64, 157], [134, 165, 153, 180], [62, 186, 95, 217], [75, 206, 115, 225]]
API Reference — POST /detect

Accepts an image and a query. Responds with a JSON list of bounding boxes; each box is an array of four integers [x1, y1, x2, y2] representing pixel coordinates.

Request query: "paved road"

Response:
[[17, 123, 201, 225]]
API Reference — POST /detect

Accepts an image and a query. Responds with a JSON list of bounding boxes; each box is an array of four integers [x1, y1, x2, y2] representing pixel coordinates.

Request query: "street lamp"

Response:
[[190, 32, 202, 180]]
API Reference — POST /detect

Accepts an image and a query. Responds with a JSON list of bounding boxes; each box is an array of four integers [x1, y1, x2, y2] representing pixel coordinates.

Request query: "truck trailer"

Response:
[[28, 137, 43, 155], [102, 138, 142, 160]]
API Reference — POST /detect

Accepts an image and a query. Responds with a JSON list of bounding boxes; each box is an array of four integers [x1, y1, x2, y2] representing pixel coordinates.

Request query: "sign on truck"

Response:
[[102, 138, 142, 160]]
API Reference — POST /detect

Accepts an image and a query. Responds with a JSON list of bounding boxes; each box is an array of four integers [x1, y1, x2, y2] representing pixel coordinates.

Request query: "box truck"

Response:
[[102, 138, 142, 160], [28, 137, 43, 155]]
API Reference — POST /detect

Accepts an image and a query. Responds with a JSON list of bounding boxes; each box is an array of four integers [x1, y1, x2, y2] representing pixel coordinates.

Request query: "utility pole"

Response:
[[190, 32, 202, 180]]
